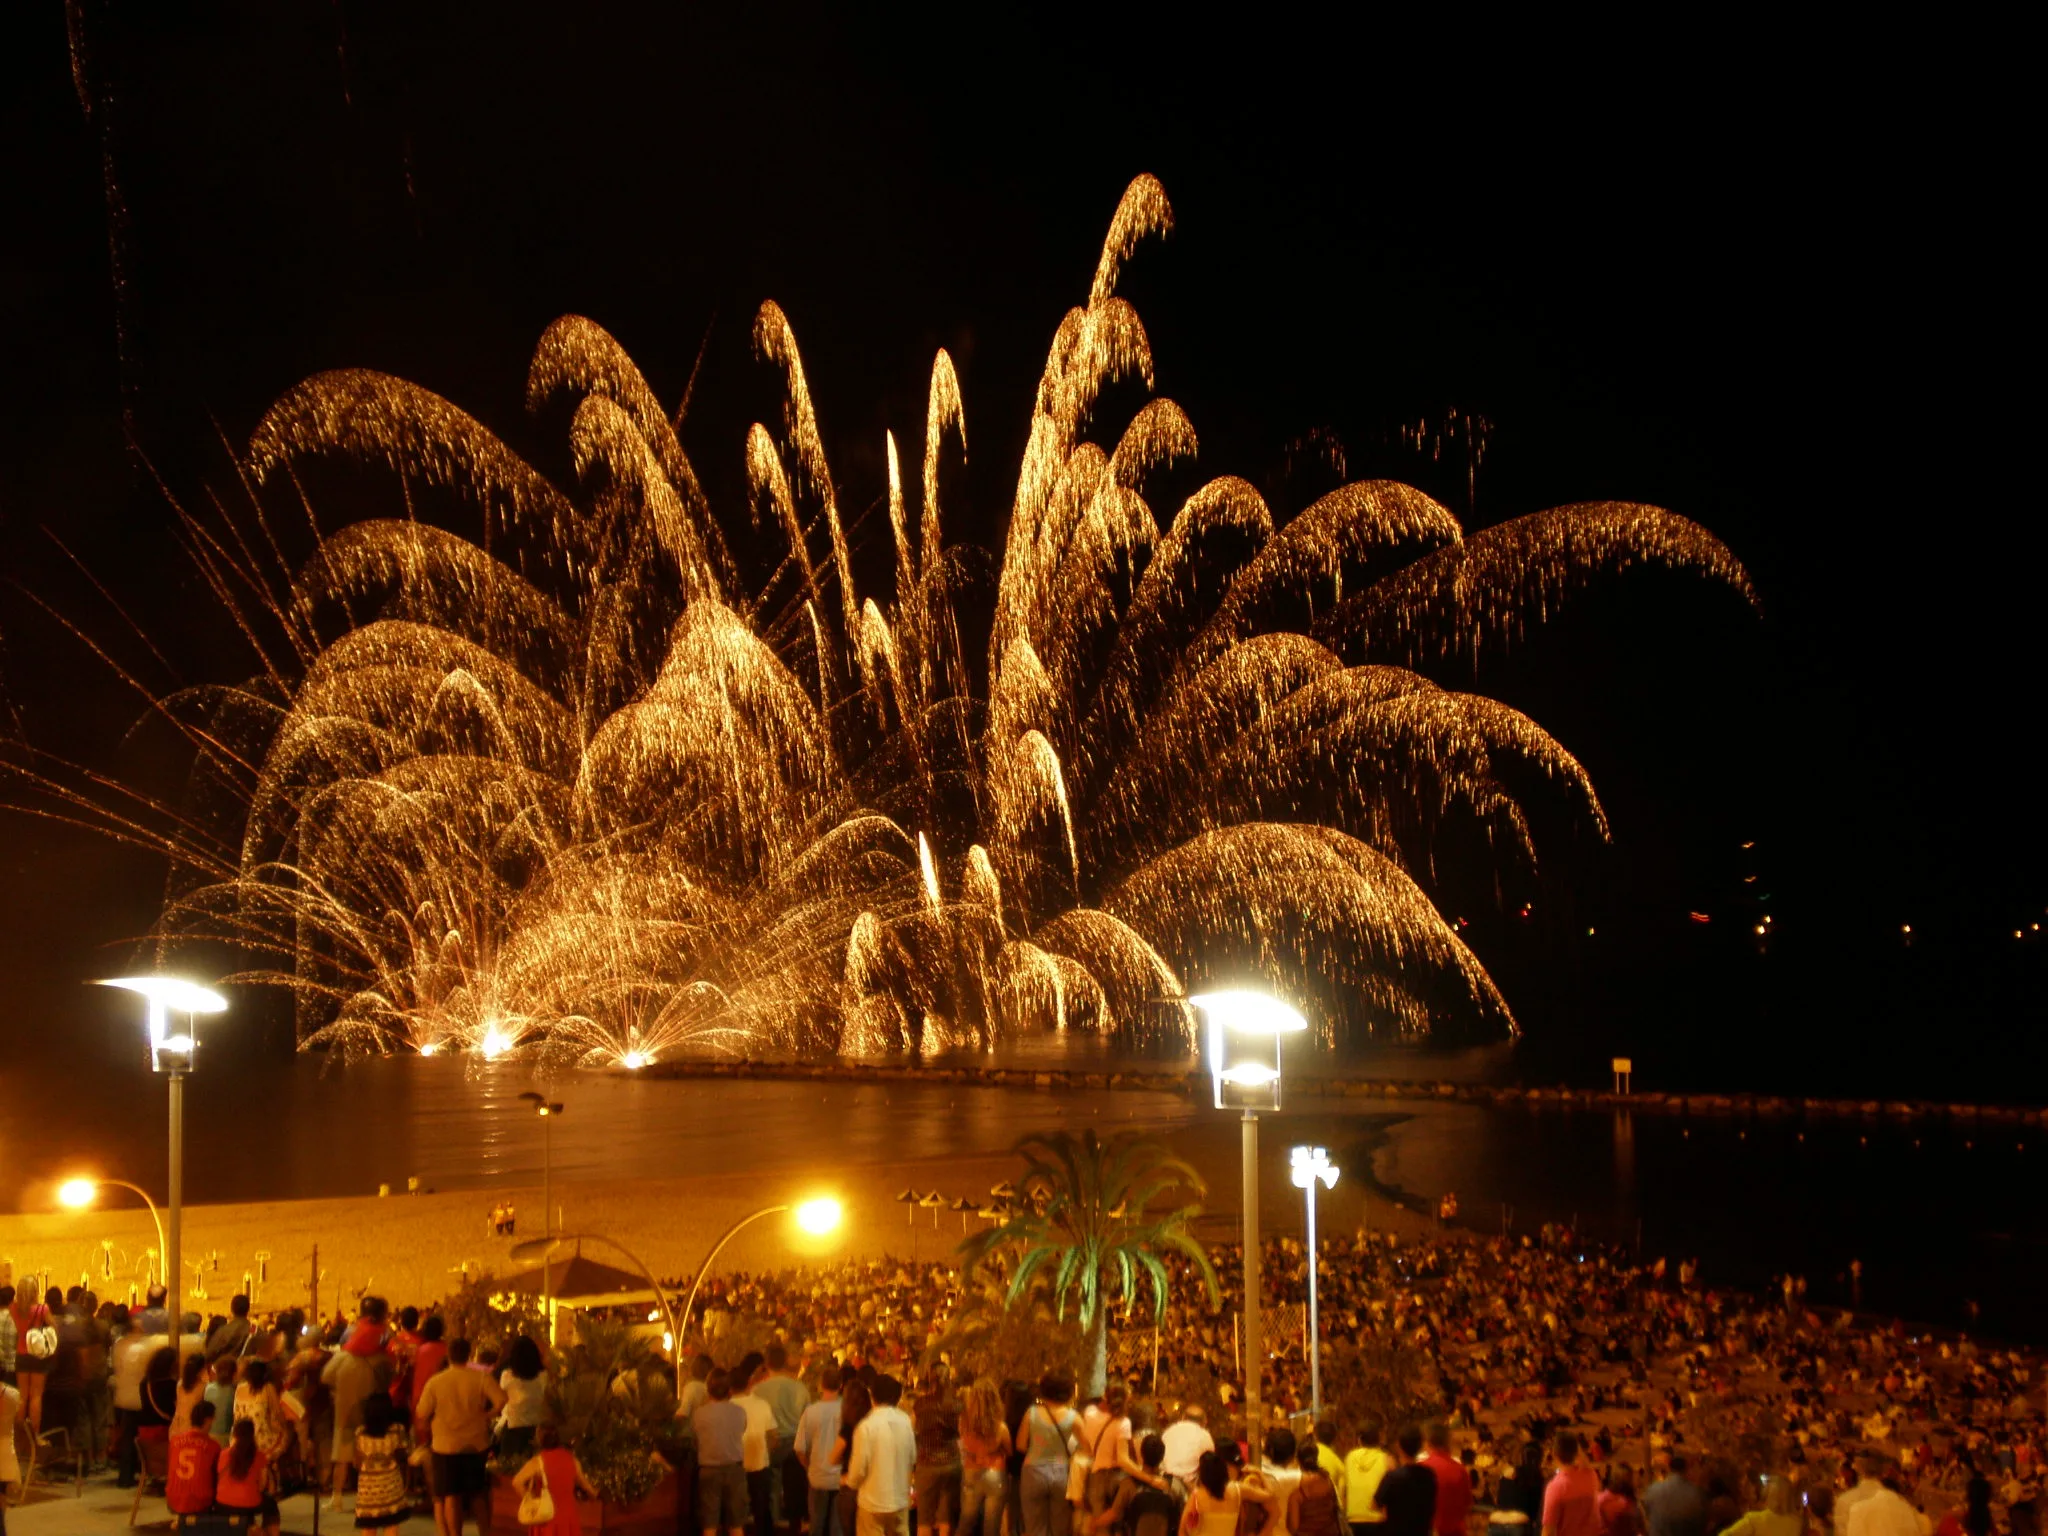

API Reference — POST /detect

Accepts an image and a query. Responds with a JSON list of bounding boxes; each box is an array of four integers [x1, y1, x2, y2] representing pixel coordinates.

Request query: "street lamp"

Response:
[[678, 1198, 843, 1352], [1289, 1146, 1339, 1418], [59, 1177, 166, 1288], [96, 976, 228, 1328], [517, 1091, 565, 1321], [1191, 988, 1307, 1442]]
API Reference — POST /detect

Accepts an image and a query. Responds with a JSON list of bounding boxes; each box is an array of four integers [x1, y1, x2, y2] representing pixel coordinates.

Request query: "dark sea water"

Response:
[[3, 1050, 2039, 1343]]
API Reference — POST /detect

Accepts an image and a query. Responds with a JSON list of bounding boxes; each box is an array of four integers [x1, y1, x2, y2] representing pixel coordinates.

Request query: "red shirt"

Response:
[[411, 1340, 450, 1403], [167, 1430, 221, 1515], [1421, 1451, 1470, 1536], [216, 1448, 269, 1509], [1543, 1465, 1603, 1536]]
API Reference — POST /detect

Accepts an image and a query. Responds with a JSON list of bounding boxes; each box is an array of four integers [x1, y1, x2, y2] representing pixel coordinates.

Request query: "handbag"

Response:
[[518, 1463, 556, 1527], [25, 1325, 57, 1359]]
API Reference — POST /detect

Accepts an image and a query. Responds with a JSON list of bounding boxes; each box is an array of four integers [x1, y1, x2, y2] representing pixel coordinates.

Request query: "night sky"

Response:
[[0, 6, 2035, 1098]]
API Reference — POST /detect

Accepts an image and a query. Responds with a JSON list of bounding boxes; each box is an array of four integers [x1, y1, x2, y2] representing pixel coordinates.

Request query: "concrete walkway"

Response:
[[4, 1466, 441, 1533]]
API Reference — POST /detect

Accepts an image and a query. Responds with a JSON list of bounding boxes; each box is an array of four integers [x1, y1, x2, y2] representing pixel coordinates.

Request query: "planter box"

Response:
[[493, 1468, 682, 1534]]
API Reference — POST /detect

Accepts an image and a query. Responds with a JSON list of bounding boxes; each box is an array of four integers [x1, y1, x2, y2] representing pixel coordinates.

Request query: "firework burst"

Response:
[[5, 176, 1752, 1064]]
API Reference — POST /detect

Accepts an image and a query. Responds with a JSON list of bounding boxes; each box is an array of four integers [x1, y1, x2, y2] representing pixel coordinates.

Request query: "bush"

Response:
[[438, 1269, 548, 1357]]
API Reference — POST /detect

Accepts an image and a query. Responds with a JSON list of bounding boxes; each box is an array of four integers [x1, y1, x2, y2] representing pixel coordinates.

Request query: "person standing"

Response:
[[414, 1338, 506, 1536], [738, 1355, 782, 1536], [1597, 1468, 1643, 1536], [513, 1422, 598, 1536], [110, 1308, 152, 1488], [323, 1322, 391, 1511], [497, 1334, 549, 1465], [698, 1368, 753, 1536], [847, 1373, 918, 1536], [913, 1367, 963, 1536], [9, 1288, 52, 1433], [206, 1294, 253, 1365], [1843, 1472, 1921, 1536], [831, 1377, 875, 1536], [1724, 1478, 1806, 1536], [353, 1390, 414, 1536], [1291, 1439, 1345, 1536], [1016, 1373, 1080, 1536], [1344, 1421, 1392, 1536], [957, 1377, 1010, 1536], [0, 1286, 17, 1388], [1373, 1427, 1438, 1536], [1261, 1429, 1307, 1536], [1161, 1406, 1216, 1502], [1643, 1456, 1706, 1536], [1541, 1432, 1602, 1536], [797, 1367, 847, 1536], [1420, 1424, 1469, 1536], [758, 1343, 814, 1536]]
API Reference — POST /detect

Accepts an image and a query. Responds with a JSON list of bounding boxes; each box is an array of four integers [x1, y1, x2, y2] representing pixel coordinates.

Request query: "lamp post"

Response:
[[517, 1091, 565, 1323], [1289, 1146, 1339, 1418], [59, 1177, 166, 1288], [95, 977, 228, 1330], [1191, 989, 1307, 1444], [677, 1198, 843, 1352]]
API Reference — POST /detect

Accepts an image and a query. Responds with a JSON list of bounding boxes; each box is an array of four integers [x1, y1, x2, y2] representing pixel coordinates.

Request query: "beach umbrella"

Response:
[[950, 1196, 974, 1231], [919, 1190, 946, 1227], [989, 1181, 1015, 1201], [896, 1188, 917, 1226]]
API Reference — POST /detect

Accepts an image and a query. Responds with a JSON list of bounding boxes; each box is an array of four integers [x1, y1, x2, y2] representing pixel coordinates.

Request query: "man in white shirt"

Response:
[[1834, 1458, 1891, 1536], [111, 1309, 163, 1489], [739, 1355, 781, 1536], [846, 1373, 917, 1536], [1159, 1405, 1215, 1498], [1845, 1473, 1923, 1536]]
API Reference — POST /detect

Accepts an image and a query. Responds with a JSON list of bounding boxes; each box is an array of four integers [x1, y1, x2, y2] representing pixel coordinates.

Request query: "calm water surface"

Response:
[[3, 1053, 2037, 1342]]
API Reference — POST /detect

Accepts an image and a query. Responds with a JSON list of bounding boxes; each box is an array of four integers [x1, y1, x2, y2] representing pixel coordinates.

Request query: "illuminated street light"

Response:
[[517, 1091, 566, 1320], [59, 1177, 166, 1288], [96, 977, 229, 1331], [1191, 988, 1307, 1439], [678, 1198, 844, 1357], [1290, 1146, 1340, 1417]]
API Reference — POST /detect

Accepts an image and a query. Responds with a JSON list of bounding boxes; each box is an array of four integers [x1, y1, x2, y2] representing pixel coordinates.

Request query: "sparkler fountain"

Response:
[[8, 176, 1753, 1065]]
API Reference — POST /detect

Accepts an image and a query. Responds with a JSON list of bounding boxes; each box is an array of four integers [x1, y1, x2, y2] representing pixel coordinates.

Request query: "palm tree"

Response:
[[959, 1129, 1219, 1396]]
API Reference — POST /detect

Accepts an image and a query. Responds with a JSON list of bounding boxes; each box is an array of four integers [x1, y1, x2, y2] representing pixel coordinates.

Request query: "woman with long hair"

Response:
[[833, 1376, 875, 1536], [498, 1334, 549, 1464], [959, 1377, 1011, 1536], [234, 1357, 291, 1464], [1016, 1372, 1081, 1536], [217, 1416, 282, 1536], [172, 1351, 208, 1436], [1288, 1440, 1342, 1536], [513, 1420, 599, 1535], [1182, 1450, 1280, 1536]]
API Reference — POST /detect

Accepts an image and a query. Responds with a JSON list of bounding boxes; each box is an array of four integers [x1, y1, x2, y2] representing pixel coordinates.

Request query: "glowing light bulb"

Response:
[[795, 1197, 843, 1235], [59, 1178, 97, 1209], [1220, 1062, 1282, 1087]]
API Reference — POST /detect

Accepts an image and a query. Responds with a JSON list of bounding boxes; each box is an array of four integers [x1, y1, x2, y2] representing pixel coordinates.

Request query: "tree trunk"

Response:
[[1086, 1307, 1109, 1399]]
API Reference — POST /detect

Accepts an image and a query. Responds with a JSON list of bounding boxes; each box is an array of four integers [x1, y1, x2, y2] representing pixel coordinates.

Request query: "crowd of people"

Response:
[[0, 1224, 2040, 1536]]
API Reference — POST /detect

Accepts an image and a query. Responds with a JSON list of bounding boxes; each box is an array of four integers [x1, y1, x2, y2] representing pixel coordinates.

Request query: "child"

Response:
[[167, 1399, 225, 1518], [203, 1357, 237, 1445], [352, 1391, 411, 1536], [217, 1417, 282, 1536]]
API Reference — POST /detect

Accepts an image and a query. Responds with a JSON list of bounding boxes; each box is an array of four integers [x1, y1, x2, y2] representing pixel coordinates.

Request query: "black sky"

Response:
[[0, 5, 2037, 1097]]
